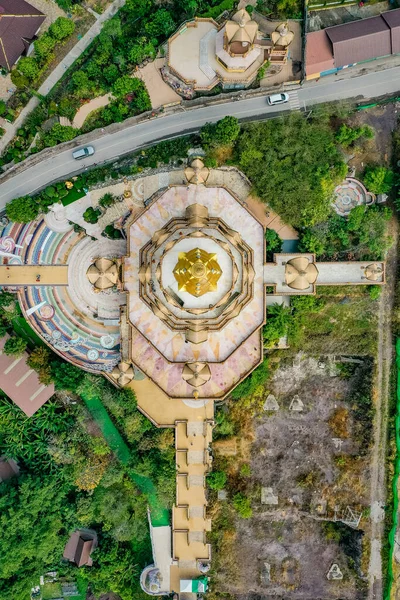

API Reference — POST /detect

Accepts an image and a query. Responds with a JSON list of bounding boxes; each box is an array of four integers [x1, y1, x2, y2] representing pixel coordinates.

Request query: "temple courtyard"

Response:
[[0, 160, 385, 595]]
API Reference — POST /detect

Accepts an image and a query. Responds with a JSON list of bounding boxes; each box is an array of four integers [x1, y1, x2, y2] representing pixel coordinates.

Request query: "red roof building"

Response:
[[305, 30, 334, 77], [0, 334, 55, 417], [0, 0, 45, 70]]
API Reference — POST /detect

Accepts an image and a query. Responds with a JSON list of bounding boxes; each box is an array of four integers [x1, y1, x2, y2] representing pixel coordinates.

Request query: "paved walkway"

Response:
[[0, 0, 126, 153], [72, 93, 113, 128]]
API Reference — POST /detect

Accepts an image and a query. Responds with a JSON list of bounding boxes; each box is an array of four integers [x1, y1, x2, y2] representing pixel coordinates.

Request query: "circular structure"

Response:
[[87, 258, 119, 291], [87, 349, 99, 361], [111, 362, 135, 386], [39, 303, 55, 320], [364, 263, 384, 282], [100, 334, 116, 349], [285, 257, 319, 291], [51, 329, 61, 340], [333, 177, 376, 216], [0, 236, 15, 252], [182, 362, 211, 387]]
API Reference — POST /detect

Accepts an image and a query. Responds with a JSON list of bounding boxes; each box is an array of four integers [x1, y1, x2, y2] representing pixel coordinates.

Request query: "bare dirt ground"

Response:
[[222, 356, 373, 600], [347, 104, 398, 172]]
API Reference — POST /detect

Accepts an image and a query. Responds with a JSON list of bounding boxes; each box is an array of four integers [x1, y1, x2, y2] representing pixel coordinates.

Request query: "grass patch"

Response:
[[41, 582, 62, 600], [289, 286, 378, 355], [11, 315, 44, 349], [61, 187, 86, 207]]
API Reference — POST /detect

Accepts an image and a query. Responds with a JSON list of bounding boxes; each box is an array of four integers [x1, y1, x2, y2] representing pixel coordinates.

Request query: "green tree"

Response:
[[6, 195, 39, 223], [263, 303, 291, 347], [83, 206, 101, 224], [231, 359, 269, 400], [363, 166, 394, 194], [112, 75, 140, 98], [0, 475, 72, 598], [103, 64, 120, 84], [236, 113, 346, 227], [200, 116, 240, 149], [3, 336, 27, 356], [34, 33, 56, 61], [265, 228, 282, 258], [72, 69, 91, 92], [49, 16, 75, 40], [51, 360, 82, 391], [233, 493, 252, 518], [16, 57, 39, 82], [145, 9, 176, 39], [335, 124, 374, 147], [207, 471, 227, 490], [27, 347, 53, 384], [43, 124, 77, 147], [0, 291, 15, 308]]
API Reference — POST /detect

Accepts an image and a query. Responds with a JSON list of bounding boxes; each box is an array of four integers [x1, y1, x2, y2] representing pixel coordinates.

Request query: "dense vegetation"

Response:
[[0, 336, 174, 600], [235, 113, 347, 227]]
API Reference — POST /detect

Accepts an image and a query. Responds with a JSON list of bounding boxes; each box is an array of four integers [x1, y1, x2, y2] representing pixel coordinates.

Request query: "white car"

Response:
[[72, 145, 95, 160], [267, 93, 289, 106]]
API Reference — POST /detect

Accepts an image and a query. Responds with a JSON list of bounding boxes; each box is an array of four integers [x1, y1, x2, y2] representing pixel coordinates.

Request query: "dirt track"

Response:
[[368, 215, 398, 600]]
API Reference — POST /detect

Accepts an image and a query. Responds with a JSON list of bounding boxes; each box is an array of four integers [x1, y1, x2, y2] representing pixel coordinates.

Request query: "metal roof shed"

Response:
[[382, 8, 400, 54], [326, 16, 391, 68]]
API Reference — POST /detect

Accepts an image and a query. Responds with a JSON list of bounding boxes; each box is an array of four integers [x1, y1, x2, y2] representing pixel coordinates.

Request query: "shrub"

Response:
[[207, 471, 227, 491], [18, 57, 40, 81], [369, 285, 381, 300], [99, 192, 116, 208], [6, 196, 40, 223], [335, 124, 374, 147], [49, 16, 76, 41], [233, 493, 252, 518], [83, 207, 101, 224], [363, 166, 394, 194], [4, 336, 27, 356]]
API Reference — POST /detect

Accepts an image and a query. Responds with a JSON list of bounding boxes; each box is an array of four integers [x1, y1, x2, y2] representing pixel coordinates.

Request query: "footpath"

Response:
[[0, 0, 126, 154]]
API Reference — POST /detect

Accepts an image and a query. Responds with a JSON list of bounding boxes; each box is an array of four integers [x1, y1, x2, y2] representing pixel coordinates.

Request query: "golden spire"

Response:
[[173, 248, 222, 297]]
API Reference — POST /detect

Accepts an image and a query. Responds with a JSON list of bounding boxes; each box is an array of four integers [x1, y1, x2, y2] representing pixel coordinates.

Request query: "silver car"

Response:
[[72, 146, 95, 160]]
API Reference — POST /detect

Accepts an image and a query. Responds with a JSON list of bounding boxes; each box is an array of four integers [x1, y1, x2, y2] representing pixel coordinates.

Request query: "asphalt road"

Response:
[[1, 64, 400, 205]]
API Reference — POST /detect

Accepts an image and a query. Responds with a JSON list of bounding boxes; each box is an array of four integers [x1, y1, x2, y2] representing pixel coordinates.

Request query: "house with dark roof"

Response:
[[306, 7, 400, 79], [0, 0, 45, 70], [63, 530, 98, 568], [0, 457, 20, 482]]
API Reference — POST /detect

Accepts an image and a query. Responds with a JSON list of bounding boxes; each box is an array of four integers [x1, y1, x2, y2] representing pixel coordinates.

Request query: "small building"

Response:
[[325, 15, 391, 68], [0, 334, 55, 417], [0, 0, 46, 71], [0, 456, 20, 482], [63, 530, 98, 567], [306, 7, 400, 79], [382, 9, 400, 54]]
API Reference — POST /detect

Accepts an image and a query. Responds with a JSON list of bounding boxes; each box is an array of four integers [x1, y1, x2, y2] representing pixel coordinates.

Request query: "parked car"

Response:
[[267, 93, 289, 106], [72, 146, 95, 160]]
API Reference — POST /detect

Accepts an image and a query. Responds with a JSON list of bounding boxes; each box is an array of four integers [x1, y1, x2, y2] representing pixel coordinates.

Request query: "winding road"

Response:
[[1, 64, 400, 206]]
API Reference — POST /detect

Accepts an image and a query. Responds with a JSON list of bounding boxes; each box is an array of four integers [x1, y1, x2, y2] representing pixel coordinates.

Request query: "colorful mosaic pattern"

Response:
[[332, 177, 376, 216], [0, 219, 122, 373]]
